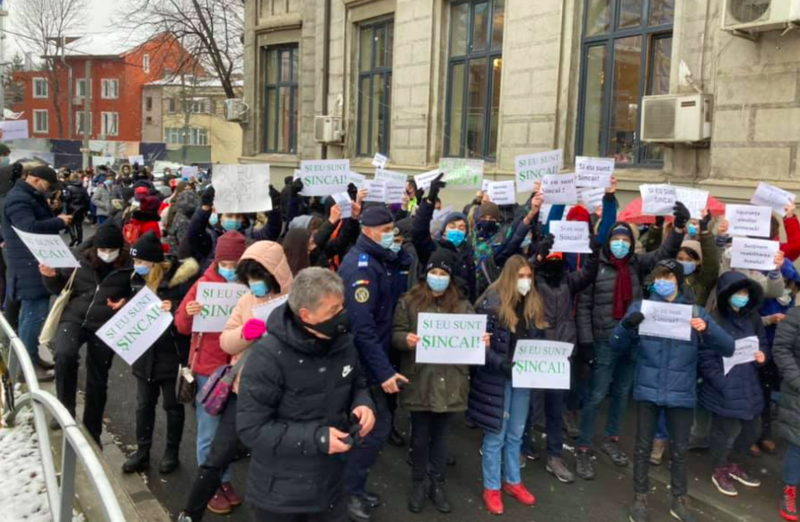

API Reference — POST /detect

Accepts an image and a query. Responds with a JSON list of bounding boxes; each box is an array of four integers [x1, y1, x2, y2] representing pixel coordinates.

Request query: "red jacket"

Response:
[[175, 263, 231, 376], [781, 215, 800, 262]]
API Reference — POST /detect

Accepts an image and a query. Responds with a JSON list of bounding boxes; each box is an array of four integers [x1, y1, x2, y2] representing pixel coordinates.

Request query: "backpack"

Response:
[[122, 218, 142, 245]]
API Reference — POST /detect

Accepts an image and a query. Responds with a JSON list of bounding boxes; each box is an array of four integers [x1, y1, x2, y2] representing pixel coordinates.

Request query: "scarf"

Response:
[[609, 256, 633, 320]]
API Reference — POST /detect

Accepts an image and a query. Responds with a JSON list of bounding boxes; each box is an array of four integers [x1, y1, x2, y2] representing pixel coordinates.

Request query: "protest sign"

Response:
[[439, 158, 484, 191], [539, 204, 552, 224], [128, 155, 145, 166], [751, 182, 796, 217], [575, 157, 613, 188], [372, 153, 389, 169], [153, 160, 182, 175], [512, 340, 572, 390], [640, 184, 676, 216], [348, 171, 366, 188], [515, 150, 563, 193], [639, 300, 692, 341], [213, 164, 273, 213], [252, 295, 289, 323], [93, 156, 116, 168], [675, 187, 709, 220], [485, 181, 516, 206], [363, 180, 387, 203], [415, 169, 441, 192], [580, 187, 605, 212], [13, 227, 80, 268], [331, 192, 353, 218], [384, 183, 405, 205], [192, 283, 249, 333], [724, 336, 760, 376], [96, 287, 173, 366], [181, 166, 199, 179], [0, 120, 29, 141], [299, 160, 350, 196], [415, 313, 487, 365], [375, 169, 407, 186], [541, 174, 577, 205], [730, 237, 780, 271], [432, 205, 454, 222], [550, 221, 592, 254], [725, 204, 772, 238]]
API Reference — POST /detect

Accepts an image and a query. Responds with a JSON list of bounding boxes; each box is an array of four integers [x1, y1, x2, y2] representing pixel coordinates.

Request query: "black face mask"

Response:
[[303, 309, 350, 339], [476, 220, 499, 239], [542, 260, 564, 285]]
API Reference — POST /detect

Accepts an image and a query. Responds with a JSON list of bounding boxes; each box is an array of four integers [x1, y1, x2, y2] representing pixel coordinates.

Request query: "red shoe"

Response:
[[207, 489, 232, 515], [502, 482, 536, 506], [782, 485, 799, 521], [220, 482, 242, 507], [482, 489, 504, 515]]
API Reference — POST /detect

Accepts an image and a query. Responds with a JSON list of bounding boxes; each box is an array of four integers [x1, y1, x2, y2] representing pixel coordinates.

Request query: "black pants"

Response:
[[343, 387, 391, 496], [759, 362, 779, 440], [633, 402, 692, 497], [135, 375, 185, 450], [709, 414, 762, 469], [184, 394, 238, 521], [250, 495, 346, 522], [410, 411, 454, 482], [54, 322, 115, 444]]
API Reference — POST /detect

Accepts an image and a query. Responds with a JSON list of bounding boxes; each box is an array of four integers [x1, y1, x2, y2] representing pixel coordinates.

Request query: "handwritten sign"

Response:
[[251, 295, 289, 324], [541, 174, 577, 205], [374, 169, 406, 186], [372, 153, 389, 169], [724, 336, 760, 376], [725, 205, 772, 238], [181, 166, 199, 179], [515, 150, 563, 193], [730, 237, 779, 271], [414, 169, 441, 192], [416, 313, 487, 365], [439, 158, 484, 191], [575, 157, 614, 188], [550, 221, 592, 254], [96, 287, 173, 366], [675, 187, 709, 220], [485, 181, 516, 206], [751, 182, 796, 217], [639, 300, 692, 341], [0, 120, 29, 141], [512, 340, 572, 390], [12, 227, 80, 268], [348, 171, 366, 188], [128, 155, 145, 166], [192, 283, 249, 333], [580, 187, 605, 212], [331, 192, 353, 219], [640, 184, 677, 216], [213, 164, 272, 213], [384, 183, 405, 205], [299, 160, 350, 196], [363, 180, 387, 203]]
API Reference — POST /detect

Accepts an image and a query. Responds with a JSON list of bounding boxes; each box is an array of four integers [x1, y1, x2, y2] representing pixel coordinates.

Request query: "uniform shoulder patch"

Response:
[[355, 286, 370, 303]]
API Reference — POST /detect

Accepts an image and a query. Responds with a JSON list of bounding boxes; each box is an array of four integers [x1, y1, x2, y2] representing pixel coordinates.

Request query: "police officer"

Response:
[[339, 205, 409, 522]]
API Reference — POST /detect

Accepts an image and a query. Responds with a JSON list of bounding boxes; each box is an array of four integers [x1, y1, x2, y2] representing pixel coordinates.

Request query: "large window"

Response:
[[33, 78, 48, 98], [33, 110, 49, 133], [263, 45, 298, 154], [76, 79, 91, 98], [164, 127, 208, 146], [357, 19, 393, 157], [577, 0, 674, 166], [101, 79, 119, 99], [101, 112, 119, 137], [445, 0, 504, 160]]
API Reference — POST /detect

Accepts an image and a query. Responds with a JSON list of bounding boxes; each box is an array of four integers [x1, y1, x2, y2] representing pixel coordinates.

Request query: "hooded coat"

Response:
[[774, 308, 800, 447], [165, 189, 200, 255]]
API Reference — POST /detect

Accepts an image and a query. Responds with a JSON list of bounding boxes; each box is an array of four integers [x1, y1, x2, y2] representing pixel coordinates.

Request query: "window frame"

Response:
[[356, 17, 393, 158], [164, 127, 182, 144], [76, 78, 91, 98], [75, 111, 92, 135], [262, 44, 299, 154], [101, 112, 119, 137], [33, 78, 48, 99], [145, 97, 153, 111], [33, 109, 49, 133], [167, 98, 177, 114], [101, 79, 119, 100], [143, 54, 151, 74]]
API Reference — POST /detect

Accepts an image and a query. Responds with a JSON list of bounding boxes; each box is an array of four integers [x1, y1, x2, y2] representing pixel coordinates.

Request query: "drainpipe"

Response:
[[321, 0, 331, 159]]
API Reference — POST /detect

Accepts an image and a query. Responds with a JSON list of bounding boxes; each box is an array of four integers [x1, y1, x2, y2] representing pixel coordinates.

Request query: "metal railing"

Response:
[[0, 312, 126, 522]]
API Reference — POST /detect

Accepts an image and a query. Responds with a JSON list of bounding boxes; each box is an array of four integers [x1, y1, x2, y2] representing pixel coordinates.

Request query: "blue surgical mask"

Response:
[[610, 240, 631, 259], [653, 279, 677, 298], [134, 264, 151, 276], [679, 261, 697, 276], [380, 232, 395, 250], [249, 280, 268, 298], [0, 157, 9, 167], [218, 266, 237, 282], [687, 224, 699, 237], [209, 213, 219, 226], [426, 273, 450, 293], [389, 242, 402, 254], [221, 218, 240, 231], [446, 229, 466, 247], [730, 294, 750, 309]]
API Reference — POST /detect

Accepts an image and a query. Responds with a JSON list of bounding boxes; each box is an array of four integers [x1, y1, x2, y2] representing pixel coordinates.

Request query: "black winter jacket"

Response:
[[774, 308, 800, 446]]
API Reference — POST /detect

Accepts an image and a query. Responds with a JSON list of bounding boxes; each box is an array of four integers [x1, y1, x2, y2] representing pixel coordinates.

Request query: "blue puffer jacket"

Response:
[[467, 288, 546, 433], [698, 272, 766, 421], [2, 180, 67, 300], [610, 292, 734, 408]]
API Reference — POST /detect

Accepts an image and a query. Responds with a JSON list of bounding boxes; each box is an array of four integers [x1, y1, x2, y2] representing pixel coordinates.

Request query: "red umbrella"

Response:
[[617, 196, 726, 225]]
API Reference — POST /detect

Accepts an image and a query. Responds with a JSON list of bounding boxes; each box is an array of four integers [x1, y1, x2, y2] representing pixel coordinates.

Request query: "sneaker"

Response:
[[782, 485, 799, 521], [361, 491, 380, 509], [207, 490, 232, 515], [711, 467, 738, 497], [650, 438, 667, 466], [546, 456, 575, 484], [347, 495, 371, 522], [176, 513, 193, 522], [220, 482, 242, 507], [601, 438, 629, 467], [727, 463, 761, 488], [483, 489, 503, 515], [629, 493, 648, 522], [563, 410, 580, 438], [670, 496, 696, 522], [576, 448, 596, 480], [34, 366, 55, 383], [502, 482, 536, 506], [522, 445, 540, 461]]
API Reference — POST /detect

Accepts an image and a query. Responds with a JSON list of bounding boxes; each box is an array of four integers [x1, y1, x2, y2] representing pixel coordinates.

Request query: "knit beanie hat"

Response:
[[479, 201, 501, 221], [130, 231, 165, 262], [140, 195, 160, 213], [215, 231, 247, 263], [567, 205, 591, 223], [93, 224, 124, 249], [426, 248, 456, 276], [655, 259, 684, 289], [610, 223, 634, 242]]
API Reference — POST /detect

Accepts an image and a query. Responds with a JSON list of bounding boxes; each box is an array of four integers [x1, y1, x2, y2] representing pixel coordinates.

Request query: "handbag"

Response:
[[198, 351, 250, 416], [38, 269, 78, 347], [175, 333, 203, 404]]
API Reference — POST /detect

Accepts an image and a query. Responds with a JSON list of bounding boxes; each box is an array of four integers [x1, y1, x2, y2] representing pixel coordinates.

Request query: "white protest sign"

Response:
[[751, 182, 796, 217], [580, 187, 605, 212], [730, 237, 780, 271], [439, 158, 484, 191], [0, 120, 29, 141], [252, 295, 289, 323], [512, 340, 572, 390], [541, 174, 578, 205], [372, 153, 389, 169], [575, 157, 614, 188], [432, 205, 454, 222], [374, 169, 407, 186], [153, 160, 182, 174], [213, 164, 273, 213], [384, 183, 405, 205], [515, 150, 563, 193], [675, 187, 709, 220], [415, 313, 487, 365], [485, 181, 516, 206], [12, 227, 80, 268], [539, 204, 552, 224], [128, 155, 145, 166], [96, 287, 173, 366], [363, 180, 387, 203], [299, 160, 350, 196], [414, 169, 441, 192], [724, 336, 760, 376], [348, 171, 366, 188], [331, 192, 353, 219], [93, 156, 116, 168], [192, 283, 249, 333], [550, 221, 592, 254], [640, 184, 677, 216], [639, 300, 693, 341], [181, 166, 199, 179], [725, 204, 772, 238]]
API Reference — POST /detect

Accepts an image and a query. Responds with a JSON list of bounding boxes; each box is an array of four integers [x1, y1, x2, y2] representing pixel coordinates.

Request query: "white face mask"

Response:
[[517, 278, 532, 297], [98, 250, 120, 264]]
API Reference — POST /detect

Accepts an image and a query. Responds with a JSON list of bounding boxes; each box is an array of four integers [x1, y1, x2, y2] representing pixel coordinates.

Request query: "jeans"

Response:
[[633, 402, 693, 497], [249, 495, 346, 522], [19, 296, 50, 364], [97, 215, 107, 225], [409, 411, 453, 482], [135, 376, 185, 450], [481, 381, 531, 490], [655, 411, 669, 441], [577, 340, 636, 448], [709, 414, 761, 469], [785, 444, 800, 486], [195, 375, 231, 483], [343, 387, 391, 497]]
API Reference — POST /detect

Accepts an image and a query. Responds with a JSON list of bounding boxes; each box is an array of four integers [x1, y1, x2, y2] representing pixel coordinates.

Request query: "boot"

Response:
[[629, 493, 648, 522], [408, 481, 427, 513], [158, 447, 180, 474], [347, 495, 371, 522], [649, 438, 667, 465], [670, 496, 697, 522], [782, 485, 799, 521], [429, 480, 452, 514], [122, 445, 150, 473]]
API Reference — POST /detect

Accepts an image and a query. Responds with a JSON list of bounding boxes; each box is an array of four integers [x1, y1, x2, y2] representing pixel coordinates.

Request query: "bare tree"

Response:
[[16, 0, 88, 138]]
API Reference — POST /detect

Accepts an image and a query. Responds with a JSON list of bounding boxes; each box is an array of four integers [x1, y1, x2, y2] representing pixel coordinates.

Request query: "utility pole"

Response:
[[0, 1, 8, 121], [82, 59, 90, 169]]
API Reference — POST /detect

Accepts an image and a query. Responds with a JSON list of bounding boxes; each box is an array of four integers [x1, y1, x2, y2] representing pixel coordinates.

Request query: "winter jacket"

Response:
[[641, 231, 719, 306], [391, 294, 473, 413], [716, 240, 784, 301], [2, 180, 68, 300], [774, 307, 800, 447], [236, 303, 374, 515], [91, 185, 113, 217], [698, 272, 766, 421], [63, 181, 90, 216], [126, 210, 163, 242], [220, 241, 293, 392], [610, 293, 734, 408], [759, 259, 800, 350], [165, 189, 200, 256], [311, 217, 360, 270], [781, 215, 800, 262]]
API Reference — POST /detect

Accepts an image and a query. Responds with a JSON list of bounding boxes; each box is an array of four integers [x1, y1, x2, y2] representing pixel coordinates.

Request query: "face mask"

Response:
[[249, 280, 268, 298], [477, 220, 499, 238], [221, 218, 240, 231], [389, 242, 402, 254], [97, 250, 120, 264], [0, 157, 9, 167], [218, 266, 237, 282], [380, 232, 395, 250], [209, 213, 219, 226], [426, 273, 450, 293], [778, 288, 793, 306], [104, 180, 113, 187], [304, 309, 350, 339], [446, 229, 466, 247], [517, 278, 532, 296], [687, 224, 699, 237], [610, 240, 631, 259], [134, 264, 151, 276], [679, 261, 697, 276], [521, 235, 532, 250], [653, 279, 677, 298], [730, 294, 750, 309]]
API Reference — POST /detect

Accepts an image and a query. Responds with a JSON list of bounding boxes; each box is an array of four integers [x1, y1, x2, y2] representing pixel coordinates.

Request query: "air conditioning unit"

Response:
[[722, 0, 800, 34], [225, 98, 249, 123], [314, 115, 343, 143], [73, 97, 84, 106], [641, 94, 713, 143]]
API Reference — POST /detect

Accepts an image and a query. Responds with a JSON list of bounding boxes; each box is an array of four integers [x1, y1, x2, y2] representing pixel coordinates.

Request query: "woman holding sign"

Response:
[[468, 255, 547, 515]]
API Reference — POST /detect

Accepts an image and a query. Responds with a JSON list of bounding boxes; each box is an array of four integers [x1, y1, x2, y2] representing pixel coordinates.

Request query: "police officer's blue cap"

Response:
[[361, 206, 394, 227]]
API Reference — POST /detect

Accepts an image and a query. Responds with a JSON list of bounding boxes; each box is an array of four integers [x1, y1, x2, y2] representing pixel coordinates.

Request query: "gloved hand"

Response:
[[415, 187, 426, 202], [537, 234, 555, 259], [673, 201, 690, 230], [700, 212, 712, 232], [201, 186, 215, 208], [500, 359, 514, 379], [427, 174, 446, 203], [269, 185, 280, 208], [655, 215, 665, 228], [242, 318, 266, 341], [347, 183, 358, 201], [291, 178, 304, 196], [622, 312, 645, 331]]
